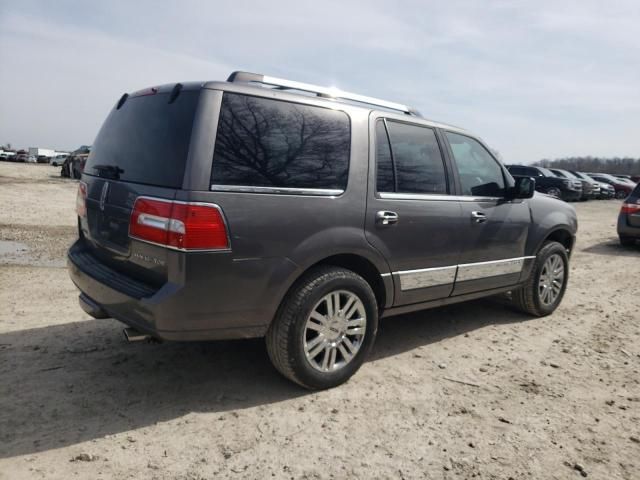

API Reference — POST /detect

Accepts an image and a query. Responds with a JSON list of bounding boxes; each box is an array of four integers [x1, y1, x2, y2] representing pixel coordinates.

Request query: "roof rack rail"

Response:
[[227, 71, 421, 117]]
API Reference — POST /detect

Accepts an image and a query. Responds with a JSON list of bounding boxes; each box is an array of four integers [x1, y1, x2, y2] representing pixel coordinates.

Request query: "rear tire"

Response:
[[266, 266, 378, 390], [620, 236, 636, 247], [615, 190, 627, 199], [512, 241, 569, 317]]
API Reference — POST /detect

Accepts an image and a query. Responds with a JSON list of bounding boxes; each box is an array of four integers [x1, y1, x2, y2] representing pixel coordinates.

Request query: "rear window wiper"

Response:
[[93, 164, 124, 179]]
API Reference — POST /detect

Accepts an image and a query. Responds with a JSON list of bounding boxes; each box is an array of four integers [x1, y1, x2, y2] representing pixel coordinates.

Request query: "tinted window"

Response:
[[86, 91, 200, 188], [211, 93, 350, 191], [508, 166, 528, 176], [446, 132, 505, 196], [375, 120, 395, 192], [538, 167, 557, 177], [385, 121, 447, 194]]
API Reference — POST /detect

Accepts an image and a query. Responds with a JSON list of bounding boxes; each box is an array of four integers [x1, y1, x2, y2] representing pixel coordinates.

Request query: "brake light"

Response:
[[621, 202, 640, 214], [76, 182, 87, 217], [129, 197, 229, 250]]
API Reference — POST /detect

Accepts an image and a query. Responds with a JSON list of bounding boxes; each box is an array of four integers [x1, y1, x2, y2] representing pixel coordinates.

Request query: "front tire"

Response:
[[615, 190, 627, 199], [266, 266, 378, 390], [546, 187, 562, 198], [512, 241, 569, 317]]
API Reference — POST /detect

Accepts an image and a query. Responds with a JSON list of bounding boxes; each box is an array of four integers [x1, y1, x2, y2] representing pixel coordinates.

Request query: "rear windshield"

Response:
[[85, 90, 200, 188]]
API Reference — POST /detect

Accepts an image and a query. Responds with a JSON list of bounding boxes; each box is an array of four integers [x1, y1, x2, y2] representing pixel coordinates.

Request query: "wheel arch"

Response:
[[535, 227, 575, 257]]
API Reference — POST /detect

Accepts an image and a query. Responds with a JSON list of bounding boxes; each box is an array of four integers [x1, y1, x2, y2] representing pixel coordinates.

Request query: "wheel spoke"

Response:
[[345, 300, 361, 320], [346, 317, 365, 336], [342, 336, 358, 355], [328, 347, 337, 371], [325, 295, 334, 317], [338, 343, 352, 363], [342, 296, 356, 317], [321, 345, 331, 370], [306, 336, 326, 358], [332, 292, 341, 313], [310, 311, 327, 325]]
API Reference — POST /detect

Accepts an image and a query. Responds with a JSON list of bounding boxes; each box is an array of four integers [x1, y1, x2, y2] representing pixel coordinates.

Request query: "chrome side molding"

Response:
[[385, 256, 536, 291]]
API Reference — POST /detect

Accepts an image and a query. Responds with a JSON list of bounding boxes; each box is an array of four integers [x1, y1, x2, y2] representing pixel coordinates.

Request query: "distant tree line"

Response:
[[534, 157, 640, 174]]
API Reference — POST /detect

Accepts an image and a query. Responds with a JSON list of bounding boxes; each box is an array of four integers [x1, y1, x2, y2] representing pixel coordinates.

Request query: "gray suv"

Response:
[[68, 71, 578, 389]]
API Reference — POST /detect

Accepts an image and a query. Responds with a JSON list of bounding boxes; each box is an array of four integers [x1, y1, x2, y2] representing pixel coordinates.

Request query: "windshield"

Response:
[[85, 90, 200, 188], [538, 167, 557, 177]]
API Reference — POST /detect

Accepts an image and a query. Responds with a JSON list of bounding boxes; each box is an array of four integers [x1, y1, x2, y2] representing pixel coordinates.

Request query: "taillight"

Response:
[[76, 182, 87, 217], [621, 202, 640, 214], [129, 197, 229, 251]]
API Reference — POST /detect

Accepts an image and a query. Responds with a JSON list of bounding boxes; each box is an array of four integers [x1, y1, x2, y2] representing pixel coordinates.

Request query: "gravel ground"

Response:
[[0, 162, 638, 480]]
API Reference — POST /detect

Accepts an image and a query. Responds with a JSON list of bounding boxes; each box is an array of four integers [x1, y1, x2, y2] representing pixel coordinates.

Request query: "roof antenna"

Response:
[[168, 83, 183, 104], [116, 93, 129, 110]]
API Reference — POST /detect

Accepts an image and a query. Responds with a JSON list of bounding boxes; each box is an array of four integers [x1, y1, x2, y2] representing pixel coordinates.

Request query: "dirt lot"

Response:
[[0, 162, 638, 480]]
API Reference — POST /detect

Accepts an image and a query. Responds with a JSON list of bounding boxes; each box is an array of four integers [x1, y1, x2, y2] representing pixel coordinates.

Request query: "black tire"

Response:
[[266, 266, 378, 390], [620, 236, 636, 247], [512, 241, 569, 317], [615, 190, 627, 199], [546, 187, 562, 198]]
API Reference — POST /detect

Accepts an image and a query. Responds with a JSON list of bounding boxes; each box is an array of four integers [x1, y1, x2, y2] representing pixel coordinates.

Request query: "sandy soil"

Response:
[[0, 161, 638, 479]]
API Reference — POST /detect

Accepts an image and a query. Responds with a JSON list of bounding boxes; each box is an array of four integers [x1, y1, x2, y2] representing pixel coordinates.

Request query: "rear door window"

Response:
[[86, 90, 200, 188], [211, 93, 350, 192], [377, 120, 448, 194]]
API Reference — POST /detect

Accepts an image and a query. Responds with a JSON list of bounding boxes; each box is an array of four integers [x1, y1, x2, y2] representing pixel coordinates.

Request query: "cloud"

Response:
[[0, 0, 638, 161]]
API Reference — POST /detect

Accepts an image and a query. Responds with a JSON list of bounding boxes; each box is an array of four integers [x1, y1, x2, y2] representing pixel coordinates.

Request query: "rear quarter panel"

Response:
[[177, 92, 390, 332]]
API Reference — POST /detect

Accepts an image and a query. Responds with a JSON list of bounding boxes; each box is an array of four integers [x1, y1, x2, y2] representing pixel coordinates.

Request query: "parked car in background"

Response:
[[50, 154, 68, 166], [618, 183, 640, 246], [631, 175, 640, 183], [586, 173, 634, 199], [551, 169, 595, 200], [569, 171, 606, 199], [0, 150, 17, 161], [61, 154, 88, 179], [67, 71, 578, 389], [506, 165, 582, 201], [614, 176, 638, 187], [14, 151, 28, 162], [36, 155, 50, 164], [26, 155, 37, 163]]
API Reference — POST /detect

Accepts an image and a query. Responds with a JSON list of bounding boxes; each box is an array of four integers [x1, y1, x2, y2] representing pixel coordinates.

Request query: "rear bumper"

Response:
[[67, 240, 273, 340], [618, 215, 640, 238]]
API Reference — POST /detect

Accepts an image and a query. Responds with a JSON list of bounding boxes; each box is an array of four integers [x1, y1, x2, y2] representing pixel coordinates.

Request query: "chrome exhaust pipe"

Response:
[[123, 327, 151, 342]]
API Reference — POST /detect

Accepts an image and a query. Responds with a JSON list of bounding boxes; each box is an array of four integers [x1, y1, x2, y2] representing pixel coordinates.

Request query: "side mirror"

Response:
[[507, 176, 535, 199]]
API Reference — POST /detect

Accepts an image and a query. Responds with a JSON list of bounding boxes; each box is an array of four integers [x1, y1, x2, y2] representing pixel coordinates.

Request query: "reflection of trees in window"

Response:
[[212, 93, 350, 189], [386, 121, 447, 194], [376, 120, 395, 192]]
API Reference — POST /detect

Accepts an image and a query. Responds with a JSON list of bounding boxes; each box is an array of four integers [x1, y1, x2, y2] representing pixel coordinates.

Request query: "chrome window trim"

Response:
[[379, 192, 501, 202], [210, 184, 344, 196]]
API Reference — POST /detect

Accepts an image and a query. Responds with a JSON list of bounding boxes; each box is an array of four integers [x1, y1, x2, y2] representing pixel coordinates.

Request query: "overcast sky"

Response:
[[1, 0, 638, 162]]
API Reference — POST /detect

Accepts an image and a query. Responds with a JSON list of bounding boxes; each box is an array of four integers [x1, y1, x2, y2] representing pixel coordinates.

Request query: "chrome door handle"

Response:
[[376, 210, 399, 225], [471, 211, 487, 223]]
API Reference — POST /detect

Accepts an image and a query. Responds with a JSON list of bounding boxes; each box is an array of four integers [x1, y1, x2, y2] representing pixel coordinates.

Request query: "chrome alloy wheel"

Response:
[[303, 290, 366, 373], [538, 253, 565, 306]]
